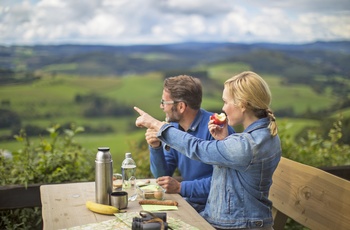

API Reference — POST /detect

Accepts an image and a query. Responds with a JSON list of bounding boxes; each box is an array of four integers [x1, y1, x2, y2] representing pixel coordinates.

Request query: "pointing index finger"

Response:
[[134, 106, 145, 115]]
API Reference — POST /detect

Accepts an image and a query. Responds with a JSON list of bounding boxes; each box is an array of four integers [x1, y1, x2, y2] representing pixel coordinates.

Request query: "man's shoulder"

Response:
[[199, 108, 214, 118], [194, 109, 212, 132]]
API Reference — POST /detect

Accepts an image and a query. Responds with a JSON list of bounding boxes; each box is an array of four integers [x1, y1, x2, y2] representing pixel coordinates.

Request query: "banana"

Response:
[[86, 201, 119, 215]]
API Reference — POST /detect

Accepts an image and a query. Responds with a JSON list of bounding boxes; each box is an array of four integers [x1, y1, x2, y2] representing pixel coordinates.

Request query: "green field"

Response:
[[205, 63, 336, 114], [0, 64, 341, 168]]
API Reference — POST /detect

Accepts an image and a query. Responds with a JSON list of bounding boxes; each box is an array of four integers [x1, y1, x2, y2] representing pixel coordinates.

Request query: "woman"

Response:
[[135, 71, 281, 230]]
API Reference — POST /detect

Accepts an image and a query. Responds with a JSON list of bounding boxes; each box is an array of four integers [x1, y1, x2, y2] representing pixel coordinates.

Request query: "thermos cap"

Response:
[[98, 147, 110, 151], [96, 147, 112, 162]]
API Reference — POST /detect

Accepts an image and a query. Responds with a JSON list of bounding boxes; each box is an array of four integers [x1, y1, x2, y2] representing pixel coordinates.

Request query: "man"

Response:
[[144, 75, 234, 212]]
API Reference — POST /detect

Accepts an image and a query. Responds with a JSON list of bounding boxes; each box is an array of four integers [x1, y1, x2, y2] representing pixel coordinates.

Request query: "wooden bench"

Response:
[[270, 157, 350, 230]]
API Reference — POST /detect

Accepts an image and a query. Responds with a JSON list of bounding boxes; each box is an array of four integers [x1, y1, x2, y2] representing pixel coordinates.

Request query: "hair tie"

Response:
[[266, 109, 276, 122]]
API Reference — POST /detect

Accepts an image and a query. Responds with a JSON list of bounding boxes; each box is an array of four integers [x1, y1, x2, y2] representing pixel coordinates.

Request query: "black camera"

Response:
[[132, 211, 169, 230]]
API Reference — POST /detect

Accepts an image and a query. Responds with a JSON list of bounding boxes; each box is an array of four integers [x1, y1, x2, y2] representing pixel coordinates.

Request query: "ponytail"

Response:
[[267, 109, 278, 136]]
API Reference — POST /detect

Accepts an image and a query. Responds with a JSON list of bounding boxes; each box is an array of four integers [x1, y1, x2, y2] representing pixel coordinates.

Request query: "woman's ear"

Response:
[[239, 101, 247, 112]]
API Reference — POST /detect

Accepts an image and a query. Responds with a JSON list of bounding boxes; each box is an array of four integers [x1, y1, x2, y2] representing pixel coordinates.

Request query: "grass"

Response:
[[105, 72, 165, 118], [278, 118, 320, 137], [74, 130, 146, 168], [206, 63, 336, 114], [331, 108, 350, 119], [206, 62, 253, 82], [270, 79, 335, 114]]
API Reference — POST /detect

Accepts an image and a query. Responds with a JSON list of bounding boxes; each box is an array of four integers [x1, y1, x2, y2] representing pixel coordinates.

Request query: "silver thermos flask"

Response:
[[95, 147, 113, 205]]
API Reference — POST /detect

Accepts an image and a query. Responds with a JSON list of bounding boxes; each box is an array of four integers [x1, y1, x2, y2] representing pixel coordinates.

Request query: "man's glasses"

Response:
[[160, 99, 180, 105]]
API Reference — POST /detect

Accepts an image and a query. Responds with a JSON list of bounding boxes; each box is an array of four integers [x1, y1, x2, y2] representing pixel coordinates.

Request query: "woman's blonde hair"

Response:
[[224, 71, 278, 136]]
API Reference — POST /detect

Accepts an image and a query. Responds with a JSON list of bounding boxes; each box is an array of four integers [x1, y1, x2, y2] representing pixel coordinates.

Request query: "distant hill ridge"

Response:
[[0, 41, 349, 76]]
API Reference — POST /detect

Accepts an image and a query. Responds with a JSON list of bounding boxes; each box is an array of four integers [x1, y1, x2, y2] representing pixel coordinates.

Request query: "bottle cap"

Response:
[[125, 152, 132, 158]]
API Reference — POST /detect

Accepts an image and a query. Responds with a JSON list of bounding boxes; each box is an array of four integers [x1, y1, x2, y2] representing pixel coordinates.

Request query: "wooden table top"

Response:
[[40, 181, 214, 230]]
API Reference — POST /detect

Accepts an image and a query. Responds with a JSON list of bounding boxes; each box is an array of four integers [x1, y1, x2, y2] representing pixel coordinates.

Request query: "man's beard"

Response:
[[165, 106, 181, 123]]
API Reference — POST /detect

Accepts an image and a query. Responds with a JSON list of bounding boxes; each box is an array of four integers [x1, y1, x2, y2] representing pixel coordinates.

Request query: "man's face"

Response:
[[160, 89, 181, 122]]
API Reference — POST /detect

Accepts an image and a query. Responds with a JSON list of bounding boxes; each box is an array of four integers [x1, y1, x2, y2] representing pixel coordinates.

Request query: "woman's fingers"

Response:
[[134, 107, 147, 127], [134, 106, 145, 115]]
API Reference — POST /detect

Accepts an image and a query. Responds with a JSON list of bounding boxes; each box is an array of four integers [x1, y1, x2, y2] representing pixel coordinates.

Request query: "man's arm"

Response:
[[149, 145, 177, 178], [180, 176, 211, 200]]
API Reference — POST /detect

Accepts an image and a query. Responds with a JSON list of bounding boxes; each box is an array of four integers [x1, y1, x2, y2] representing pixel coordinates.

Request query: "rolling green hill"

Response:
[[0, 61, 343, 167]]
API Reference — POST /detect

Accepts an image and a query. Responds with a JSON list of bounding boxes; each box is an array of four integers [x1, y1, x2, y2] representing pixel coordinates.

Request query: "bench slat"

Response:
[[270, 157, 350, 230]]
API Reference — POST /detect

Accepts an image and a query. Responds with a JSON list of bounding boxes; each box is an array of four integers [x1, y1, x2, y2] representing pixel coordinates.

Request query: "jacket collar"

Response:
[[244, 117, 270, 133]]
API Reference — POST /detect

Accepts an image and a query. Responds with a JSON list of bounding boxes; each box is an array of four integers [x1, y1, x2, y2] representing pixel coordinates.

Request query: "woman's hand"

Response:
[[208, 119, 229, 140], [134, 106, 165, 131]]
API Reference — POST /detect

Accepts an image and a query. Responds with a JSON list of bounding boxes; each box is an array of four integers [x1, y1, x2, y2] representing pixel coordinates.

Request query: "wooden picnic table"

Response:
[[40, 181, 214, 229]]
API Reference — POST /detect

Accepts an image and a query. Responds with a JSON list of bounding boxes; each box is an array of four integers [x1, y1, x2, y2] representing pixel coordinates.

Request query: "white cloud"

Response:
[[159, 0, 233, 17], [297, 12, 350, 41], [0, 0, 349, 45]]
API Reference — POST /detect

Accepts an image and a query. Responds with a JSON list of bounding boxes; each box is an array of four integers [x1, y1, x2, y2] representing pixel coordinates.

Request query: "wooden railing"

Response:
[[0, 184, 41, 210]]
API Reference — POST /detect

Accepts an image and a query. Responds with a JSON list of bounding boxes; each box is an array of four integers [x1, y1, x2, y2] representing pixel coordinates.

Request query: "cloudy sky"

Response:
[[1, 0, 350, 45]]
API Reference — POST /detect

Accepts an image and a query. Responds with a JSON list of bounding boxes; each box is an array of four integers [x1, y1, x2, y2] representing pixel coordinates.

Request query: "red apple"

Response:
[[210, 113, 227, 125]]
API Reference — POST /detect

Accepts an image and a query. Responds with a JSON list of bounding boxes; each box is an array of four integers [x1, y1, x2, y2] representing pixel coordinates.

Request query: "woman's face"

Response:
[[222, 86, 245, 127]]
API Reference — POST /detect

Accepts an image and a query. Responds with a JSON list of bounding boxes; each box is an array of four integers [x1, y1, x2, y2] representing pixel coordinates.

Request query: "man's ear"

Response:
[[178, 101, 187, 113]]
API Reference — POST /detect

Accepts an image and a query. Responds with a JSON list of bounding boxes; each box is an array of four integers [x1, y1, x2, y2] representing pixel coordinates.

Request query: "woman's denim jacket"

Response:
[[157, 117, 282, 229]]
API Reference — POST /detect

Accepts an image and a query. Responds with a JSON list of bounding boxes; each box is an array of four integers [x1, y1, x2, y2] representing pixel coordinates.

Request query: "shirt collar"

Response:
[[171, 109, 203, 132], [187, 109, 203, 132]]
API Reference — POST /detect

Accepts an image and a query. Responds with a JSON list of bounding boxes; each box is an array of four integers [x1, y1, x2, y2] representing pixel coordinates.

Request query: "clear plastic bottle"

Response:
[[121, 152, 137, 201]]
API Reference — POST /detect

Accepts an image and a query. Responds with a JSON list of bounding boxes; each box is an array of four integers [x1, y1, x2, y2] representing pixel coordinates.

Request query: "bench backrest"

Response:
[[270, 157, 350, 230]]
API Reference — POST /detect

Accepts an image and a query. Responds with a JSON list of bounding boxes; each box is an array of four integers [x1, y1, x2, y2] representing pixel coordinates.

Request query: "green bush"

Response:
[[281, 118, 350, 167], [0, 124, 95, 230]]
